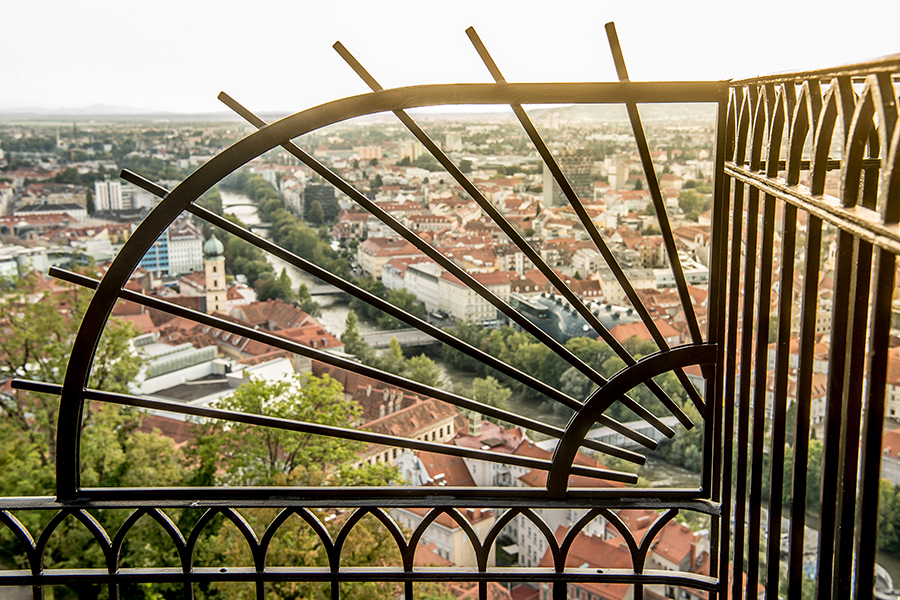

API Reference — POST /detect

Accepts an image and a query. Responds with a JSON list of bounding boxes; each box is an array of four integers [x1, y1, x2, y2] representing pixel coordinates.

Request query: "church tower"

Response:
[[204, 235, 226, 314]]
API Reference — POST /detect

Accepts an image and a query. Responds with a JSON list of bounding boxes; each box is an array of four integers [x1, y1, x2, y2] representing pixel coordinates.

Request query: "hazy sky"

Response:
[[4, 0, 898, 114]]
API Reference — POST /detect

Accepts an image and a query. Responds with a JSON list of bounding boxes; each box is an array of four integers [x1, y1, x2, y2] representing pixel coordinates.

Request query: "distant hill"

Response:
[[0, 103, 166, 117], [528, 103, 717, 123]]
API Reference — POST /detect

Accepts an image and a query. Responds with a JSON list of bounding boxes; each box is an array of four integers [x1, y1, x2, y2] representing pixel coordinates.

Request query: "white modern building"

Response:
[[94, 180, 123, 211]]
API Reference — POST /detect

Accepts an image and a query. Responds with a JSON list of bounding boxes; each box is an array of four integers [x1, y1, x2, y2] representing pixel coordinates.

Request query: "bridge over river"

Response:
[[362, 328, 440, 349], [536, 416, 683, 452]]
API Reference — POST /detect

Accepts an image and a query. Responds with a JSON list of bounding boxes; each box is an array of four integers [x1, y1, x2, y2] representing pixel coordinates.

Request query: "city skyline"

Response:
[[4, 0, 898, 115]]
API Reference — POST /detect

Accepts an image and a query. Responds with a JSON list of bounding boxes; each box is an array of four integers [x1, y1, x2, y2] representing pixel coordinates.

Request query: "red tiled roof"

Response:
[[414, 542, 453, 567], [538, 526, 631, 600], [365, 398, 459, 439], [416, 450, 475, 487], [402, 507, 493, 530]]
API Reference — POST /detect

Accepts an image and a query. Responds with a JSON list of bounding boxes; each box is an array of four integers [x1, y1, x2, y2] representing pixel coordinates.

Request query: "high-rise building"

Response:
[[94, 180, 123, 211], [139, 230, 170, 276], [542, 148, 593, 207]]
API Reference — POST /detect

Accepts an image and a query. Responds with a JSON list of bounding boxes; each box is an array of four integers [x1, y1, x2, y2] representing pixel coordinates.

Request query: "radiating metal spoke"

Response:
[[45, 267, 646, 464], [12, 379, 638, 485], [465, 27, 705, 416], [216, 92, 677, 438]]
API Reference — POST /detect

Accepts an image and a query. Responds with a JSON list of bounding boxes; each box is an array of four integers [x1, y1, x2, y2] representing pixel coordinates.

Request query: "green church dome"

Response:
[[203, 234, 225, 258]]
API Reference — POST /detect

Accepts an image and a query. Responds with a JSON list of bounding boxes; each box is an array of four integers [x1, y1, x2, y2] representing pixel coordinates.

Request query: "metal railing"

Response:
[[2, 23, 898, 600], [720, 58, 900, 600]]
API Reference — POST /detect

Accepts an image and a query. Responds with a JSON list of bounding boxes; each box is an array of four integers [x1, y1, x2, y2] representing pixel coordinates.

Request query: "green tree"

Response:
[[404, 354, 442, 388], [202, 373, 363, 486], [378, 289, 426, 329], [559, 366, 593, 400], [459, 159, 473, 173], [307, 199, 325, 224], [342, 310, 375, 364], [255, 268, 295, 303], [441, 320, 489, 373], [678, 189, 710, 221], [190, 372, 400, 600], [470, 376, 511, 424], [296, 282, 322, 317], [879, 480, 900, 552], [0, 273, 144, 468], [376, 337, 407, 376], [658, 400, 704, 472]]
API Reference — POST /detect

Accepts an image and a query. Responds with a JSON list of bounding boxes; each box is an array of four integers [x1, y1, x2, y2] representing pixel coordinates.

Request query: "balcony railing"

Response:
[[3, 23, 899, 600]]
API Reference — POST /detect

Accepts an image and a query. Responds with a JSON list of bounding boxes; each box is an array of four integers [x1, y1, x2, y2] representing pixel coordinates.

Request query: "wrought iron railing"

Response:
[[2, 22, 898, 600]]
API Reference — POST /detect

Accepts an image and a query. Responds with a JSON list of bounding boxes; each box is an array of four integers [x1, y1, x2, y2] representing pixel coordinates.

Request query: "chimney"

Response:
[[468, 412, 482, 437], [379, 404, 385, 419]]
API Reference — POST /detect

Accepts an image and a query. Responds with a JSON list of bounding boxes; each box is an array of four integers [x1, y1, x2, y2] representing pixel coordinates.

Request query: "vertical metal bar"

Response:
[[724, 88, 751, 600], [786, 215, 822, 599], [834, 237, 872, 598], [807, 78, 843, 600], [764, 199, 796, 596], [815, 228, 855, 600], [745, 85, 777, 599], [553, 582, 567, 600], [854, 249, 895, 599], [734, 182, 759, 600], [761, 87, 790, 598], [746, 190, 776, 598], [706, 97, 732, 598], [721, 174, 745, 598], [733, 84, 766, 590]]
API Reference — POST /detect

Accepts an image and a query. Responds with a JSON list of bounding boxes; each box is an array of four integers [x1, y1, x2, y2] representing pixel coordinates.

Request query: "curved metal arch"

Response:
[[811, 85, 841, 195], [840, 74, 896, 209], [333, 507, 407, 569], [591, 508, 639, 561], [405, 507, 452, 571], [258, 507, 335, 571], [633, 508, 680, 574], [882, 118, 900, 224], [478, 508, 521, 566], [55, 78, 722, 499], [786, 81, 821, 185], [434, 508, 484, 569], [110, 508, 187, 572], [547, 344, 717, 497], [185, 507, 258, 570], [35, 509, 113, 572], [749, 84, 772, 171], [734, 88, 753, 165], [503, 508, 561, 573], [558, 508, 615, 560], [765, 87, 789, 178], [0, 510, 38, 573]]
